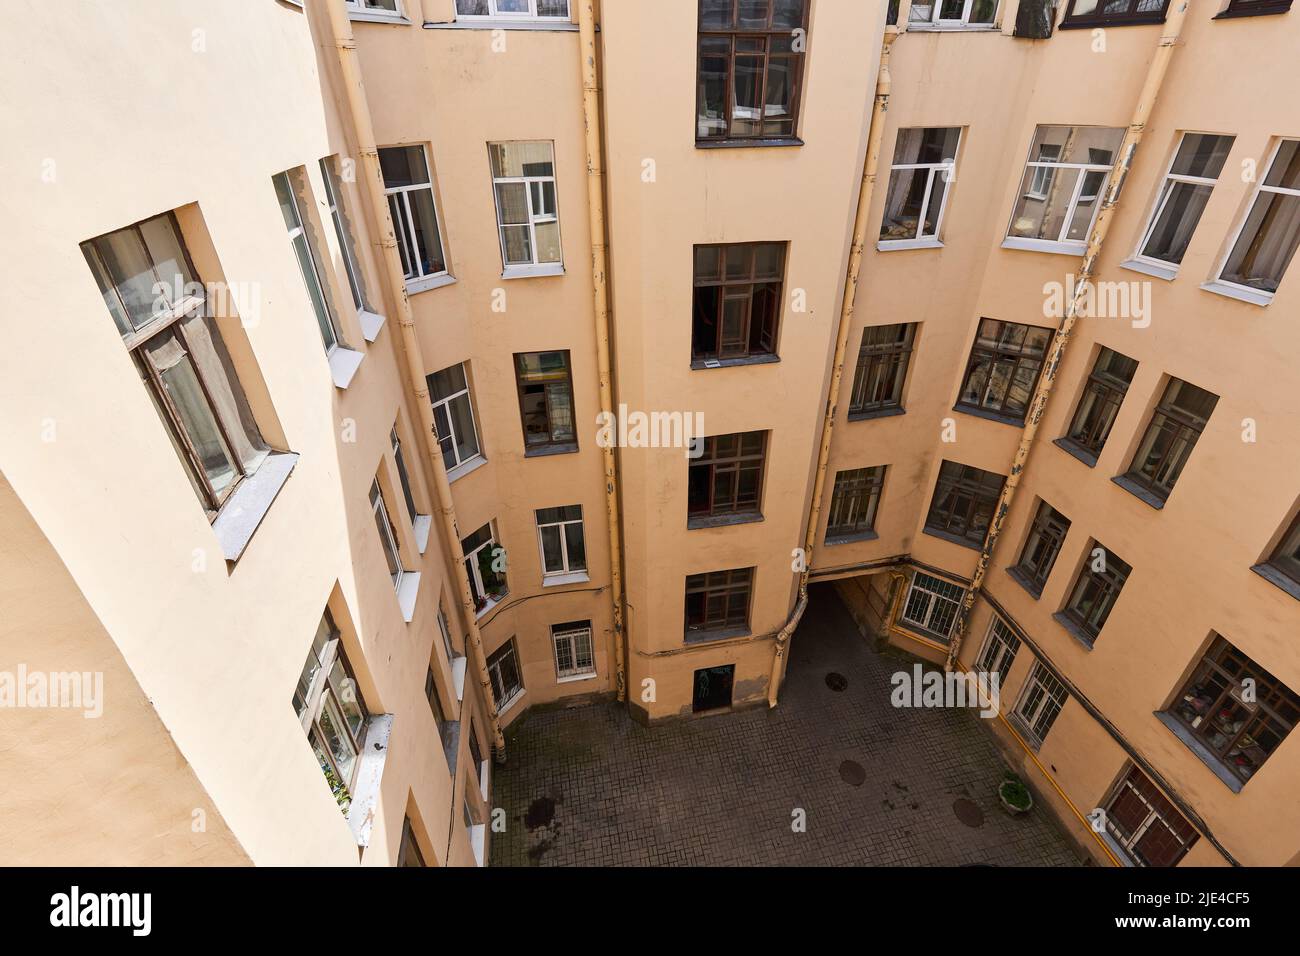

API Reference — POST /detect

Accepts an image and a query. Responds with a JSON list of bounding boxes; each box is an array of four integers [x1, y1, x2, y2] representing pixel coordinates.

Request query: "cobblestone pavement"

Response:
[[490, 584, 1082, 866]]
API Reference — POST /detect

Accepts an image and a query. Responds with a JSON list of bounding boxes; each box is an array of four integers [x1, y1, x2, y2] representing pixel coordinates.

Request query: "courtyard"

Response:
[[489, 584, 1082, 867]]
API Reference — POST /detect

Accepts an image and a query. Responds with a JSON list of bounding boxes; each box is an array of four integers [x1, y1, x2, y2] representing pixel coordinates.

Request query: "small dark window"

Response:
[[687, 431, 767, 524], [1060, 347, 1138, 463], [1059, 542, 1131, 643], [1122, 377, 1218, 503], [692, 243, 785, 363], [957, 318, 1053, 423], [514, 350, 577, 454], [398, 817, 427, 867], [1217, 0, 1293, 17], [1061, 0, 1171, 28], [826, 466, 886, 540], [1012, 500, 1071, 596], [848, 324, 916, 416], [1261, 513, 1300, 592], [1101, 765, 1198, 867], [925, 461, 1006, 548], [685, 567, 753, 636]]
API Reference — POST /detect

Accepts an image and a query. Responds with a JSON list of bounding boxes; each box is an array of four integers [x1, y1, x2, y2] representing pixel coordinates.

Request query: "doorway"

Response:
[[692, 664, 735, 713]]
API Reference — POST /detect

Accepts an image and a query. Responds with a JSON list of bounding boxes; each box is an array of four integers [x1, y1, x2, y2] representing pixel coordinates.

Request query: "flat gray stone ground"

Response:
[[490, 584, 1081, 866]]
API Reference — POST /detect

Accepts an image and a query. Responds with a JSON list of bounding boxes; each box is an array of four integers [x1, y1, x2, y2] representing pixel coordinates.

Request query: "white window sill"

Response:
[[426, 19, 578, 32], [413, 514, 432, 554], [557, 670, 598, 685], [213, 451, 299, 562], [406, 273, 456, 295], [475, 591, 507, 620], [501, 263, 565, 280], [469, 823, 486, 867], [344, 714, 393, 848], [478, 760, 491, 802], [1119, 257, 1177, 282], [906, 22, 1000, 31], [397, 571, 421, 623], [447, 455, 488, 484], [1001, 236, 1086, 257], [542, 570, 590, 587], [359, 309, 386, 342], [329, 346, 365, 389], [496, 688, 525, 717], [877, 237, 944, 252], [451, 655, 467, 702], [348, 11, 409, 25], [1200, 279, 1273, 307]]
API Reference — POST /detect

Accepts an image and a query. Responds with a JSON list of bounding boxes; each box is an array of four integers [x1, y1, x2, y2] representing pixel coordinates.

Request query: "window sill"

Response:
[[523, 442, 579, 458], [825, 529, 879, 546], [905, 22, 1000, 31], [329, 346, 365, 390], [684, 625, 751, 645], [1008, 712, 1044, 751], [469, 823, 487, 867], [497, 688, 525, 718], [1200, 279, 1274, 307], [1006, 565, 1045, 599], [557, 670, 599, 685], [447, 454, 488, 483], [695, 137, 804, 150], [397, 571, 421, 623], [1214, 5, 1293, 19], [922, 526, 984, 551], [1111, 474, 1167, 511], [953, 403, 1028, 428], [877, 237, 945, 252], [413, 514, 432, 555], [1059, 16, 1166, 29], [359, 309, 387, 343], [348, 11, 410, 25], [406, 273, 456, 295], [542, 571, 590, 587], [344, 713, 394, 847], [687, 511, 763, 530], [1001, 236, 1086, 257], [1053, 437, 1099, 468], [478, 760, 491, 802], [1250, 563, 1300, 601], [1052, 611, 1098, 651], [1119, 257, 1177, 282], [691, 352, 780, 370], [425, 19, 579, 32], [451, 655, 468, 702], [213, 451, 299, 563], [501, 263, 564, 280], [475, 591, 509, 621], [897, 620, 952, 646], [1153, 711, 1245, 793], [847, 405, 906, 423]]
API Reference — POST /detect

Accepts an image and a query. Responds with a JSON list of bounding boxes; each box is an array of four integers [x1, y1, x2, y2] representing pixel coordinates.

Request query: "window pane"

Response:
[[1263, 140, 1300, 190], [540, 525, 564, 573], [93, 228, 161, 329], [1141, 180, 1212, 264], [490, 142, 554, 178], [701, 0, 735, 28], [138, 214, 197, 307], [1221, 191, 1300, 293], [318, 696, 358, 787], [730, 54, 763, 138], [379, 146, 430, 187], [407, 187, 446, 276], [448, 393, 480, 464], [1170, 133, 1233, 179], [565, 520, 586, 570]]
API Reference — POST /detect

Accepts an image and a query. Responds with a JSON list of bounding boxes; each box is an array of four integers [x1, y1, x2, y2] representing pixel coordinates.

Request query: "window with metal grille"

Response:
[[848, 324, 916, 416], [688, 432, 767, 523], [1059, 347, 1137, 462], [1122, 377, 1218, 503], [826, 466, 886, 540], [925, 461, 1006, 548], [691, 243, 785, 363], [487, 638, 524, 710], [1014, 663, 1068, 747], [900, 572, 965, 641], [1012, 500, 1071, 597], [552, 620, 596, 680], [685, 567, 754, 636], [1102, 765, 1199, 867], [957, 318, 1053, 423], [976, 617, 1021, 682]]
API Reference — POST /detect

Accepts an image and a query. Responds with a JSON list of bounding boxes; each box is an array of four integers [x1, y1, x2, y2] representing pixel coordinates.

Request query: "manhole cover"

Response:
[[953, 797, 985, 828], [838, 760, 866, 786], [525, 796, 556, 829], [825, 672, 848, 692]]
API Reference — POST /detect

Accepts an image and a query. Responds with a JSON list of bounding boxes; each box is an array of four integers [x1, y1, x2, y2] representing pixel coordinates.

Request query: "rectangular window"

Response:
[[1261, 513, 1300, 593], [428, 363, 483, 473], [826, 466, 886, 540], [487, 639, 524, 710], [462, 522, 508, 612], [1012, 501, 1071, 597], [437, 605, 457, 663], [1135, 133, 1234, 268], [347, 0, 401, 13], [82, 213, 270, 515], [1122, 377, 1218, 503], [1167, 635, 1300, 784], [320, 156, 372, 314], [1007, 126, 1124, 249], [687, 431, 767, 523], [957, 318, 1053, 423], [456, 0, 570, 17], [379, 145, 448, 286], [976, 617, 1021, 682], [1102, 765, 1198, 867], [1060, 346, 1138, 462], [1060, 542, 1131, 644], [1218, 139, 1300, 297], [370, 479, 408, 590], [514, 351, 577, 453], [552, 620, 596, 680], [398, 817, 426, 867], [925, 461, 1006, 548], [294, 612, 371, 813], [880, 128, 961, 245], [274, 169, 342, 353], [848, 324, 916, 416], [696, 0, 808, 143], [1220, 0, 1294, 14], [490, 142, 561, 271], [1014, 663, 1068, 747], [691, 242, 785, 363], [908, 0, 999, 26], [1061, 0, 1170, 26], [685, 567, 754, 636], [391, 426, 418, 523], [900, 571, 964, 642], [536, 505, 587, 578]]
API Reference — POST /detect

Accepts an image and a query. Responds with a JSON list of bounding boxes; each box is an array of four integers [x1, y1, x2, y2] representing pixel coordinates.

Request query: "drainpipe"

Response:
[[944, 1, 1189, 671], [768, 22, 902, 708], [577, 0, 628, 703], [312, 0, 506, 760]]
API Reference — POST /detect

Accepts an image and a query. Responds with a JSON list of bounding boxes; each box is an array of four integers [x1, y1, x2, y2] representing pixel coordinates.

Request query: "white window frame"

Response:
[[1211, 138, 1300, 305], [908, 0, 999, 28], [490, 141, 562, 274], [975, 617, 1021, 681], [1013, 662, 1068, 747], [370, 478, 408, 592], [879, 128, 961, 250], [320, 156, 373, 316], [345, 0, 404, 20], [430, 363, 484, 475], [487, 638, 524, 711], [1130, 133, 1229, 274], [463, 522, 507, 617], [551, 621, 596, 682], [899, 572, 964, 642], [456, 0, 570, 20], [1007, 132, 1116, 252], [274, 169, 343, 355], [536, 505, 587, 581], [380, 144, 450, 291]]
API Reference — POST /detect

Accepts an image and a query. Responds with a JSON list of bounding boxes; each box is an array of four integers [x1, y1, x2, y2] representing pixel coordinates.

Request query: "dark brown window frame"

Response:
[[1253, 510, 1300, 600], [1056, 541, 1131, 645], [1101, 764, 1199, 867], [398, 817, 427, 867], [1060, 0, 1171, 29], [925, 460, 1006, 549], [1011, 500, 1071, 597], [1057, 346, 1137, 465], [691, 242, 786, 365], [685, 566, 754, 637], [513, 349, 578, 455], [956, 317, 1053, 425], [826, 465, 886, 541], [1119, 377, 1218, 505], [848, 323, 916, 418], [687, 431, 767, 526], [1216, 0, 1293, 19]]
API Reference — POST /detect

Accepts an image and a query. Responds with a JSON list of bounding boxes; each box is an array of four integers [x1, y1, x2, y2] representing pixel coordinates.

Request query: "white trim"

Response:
[[451, 655, 468, 702], [1214, 138, 1300, 295], [1131, 132, 1231, 270], [551, 622, 596, 681], [380, 144, 450, 285], [536, 506, 586, 579], [406, 273, 457, 295], [501, 262, 566, 279], [468, 823, 486, 867], [413, 513, 433, 554], [397, 571, 421, 623], [490, 141, 563, 271], [447, 454, 489, 483], [431, 364, 483, 472], [345, 0, 406, 21], [1007, 130, 1117, 246], [877, 237, 945, 252], [908, 0, 1000, 27], [1000, 236, 1086, 256], [456, 0, 570, 20], [1199, 279, 1274, 307], [542, 571, 590, 587], [1119, 256, 1178, 282], [328, 346, 365, 389], [358, 309, 386, 342]]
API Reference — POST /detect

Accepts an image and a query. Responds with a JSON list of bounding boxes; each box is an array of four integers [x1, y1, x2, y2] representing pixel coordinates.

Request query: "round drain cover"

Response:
[[839, 760, 867, 786], [825, 672, 848, 692], [525, 796, 556, 830], [953, 797, 985, 828]]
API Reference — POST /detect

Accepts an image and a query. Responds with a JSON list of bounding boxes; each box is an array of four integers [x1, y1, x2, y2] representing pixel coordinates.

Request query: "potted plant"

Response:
[[998, 771, 1033, 816]]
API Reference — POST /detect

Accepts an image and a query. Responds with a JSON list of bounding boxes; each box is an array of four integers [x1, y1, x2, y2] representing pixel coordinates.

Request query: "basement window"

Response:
[[552, 620, 597, 681]]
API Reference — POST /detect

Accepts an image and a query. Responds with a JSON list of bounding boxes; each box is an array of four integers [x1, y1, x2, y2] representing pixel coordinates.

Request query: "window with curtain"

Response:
[[1218, 139, 1300, 296], [1134, 133, 1234, 268], [880, 128, 961, 244]]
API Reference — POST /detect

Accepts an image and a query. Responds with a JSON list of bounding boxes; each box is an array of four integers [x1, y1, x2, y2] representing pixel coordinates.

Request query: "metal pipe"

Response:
[[944, 1, 1190, 671], [310, 0, 506, 759]]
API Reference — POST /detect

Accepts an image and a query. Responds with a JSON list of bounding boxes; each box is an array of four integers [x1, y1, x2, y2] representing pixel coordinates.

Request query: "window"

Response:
[[1007, 126, 1124, 250], [1121, 377, 1218, 503], [900, 572, 964, 641], [1134, 134, 1234, 268], [456, 0, 570, 17], [391, 426, 418, 523], [462, 522, 508, 612], [82, 213, 270, 515], [536, 506, 587, 578], [514, 351, 577, 453], [826, 466, 886, 540], [370, 479, 408, 590], [274, 169, 343, 353], [1061, 0, 1170, 26], [437, 606, 457, 665], [1218, 0, 1294, 15], [848, 324, 916, 416], [957, 318, 1053, 423], [552, 620, 596, 680], [880, 128, 961, 245], [1101, 765, 1198, 867], [425, 665, 459, 767], [687, 432, 767, 523], [427, 363, 483, 473], [1012, 501, 1071, 597], [685, 567, 754, 636], [1059, 542, 1131, 644], [1259, 513, 1300, 594], [379, 145, 448, 287], [320, 157, 373, 314], [1217, 139, 1300, 297], [293, 612, 370, 812], [487, 639, 524, 710], [1059, 347, 1138, 463], [696, 0, 808, 143], [925, 461, 1006, 548], [347, 0, 401, 14], [1167, 635, 1300, 784], [976, 618, 1021, 682], [908, 0, 998, 26], [691, 243, 785, 363], [490, 142, 561, 272], [398, 817, 426, 867], [1014, 663, 1068, 747]]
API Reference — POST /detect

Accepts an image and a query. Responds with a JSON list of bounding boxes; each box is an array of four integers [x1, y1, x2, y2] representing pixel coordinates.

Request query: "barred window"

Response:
[[1014, 663, 1068, 747], [552, 620, 596, 680], [900, 572, 965, 642], [976, 617, 1021, 682]]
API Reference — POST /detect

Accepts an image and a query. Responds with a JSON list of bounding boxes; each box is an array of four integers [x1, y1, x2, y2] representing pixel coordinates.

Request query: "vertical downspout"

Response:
[[944, 1, 1189, 670], [311, 0, 506, 759], [768, 23, 901, 707], [577, 0, 628, 702]]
